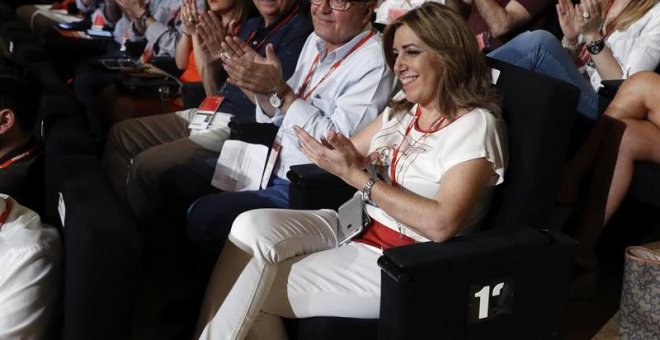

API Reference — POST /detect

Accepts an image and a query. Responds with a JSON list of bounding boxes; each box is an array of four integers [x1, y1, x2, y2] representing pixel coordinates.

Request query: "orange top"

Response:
[[179, 49, 201, 83]]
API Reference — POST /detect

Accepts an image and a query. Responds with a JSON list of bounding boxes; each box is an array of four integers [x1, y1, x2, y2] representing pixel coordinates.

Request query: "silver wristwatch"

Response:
[[361, 176, 380, 203], [268, 92, 283, 108]]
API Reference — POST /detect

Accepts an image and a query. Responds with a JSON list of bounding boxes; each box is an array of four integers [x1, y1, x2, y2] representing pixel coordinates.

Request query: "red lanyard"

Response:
[[0, 198, 13, 231], [246, 4, 300, 52], [389, 106, 446, 187], [0, 144, 38, 169], [297, 29, 376, 101]]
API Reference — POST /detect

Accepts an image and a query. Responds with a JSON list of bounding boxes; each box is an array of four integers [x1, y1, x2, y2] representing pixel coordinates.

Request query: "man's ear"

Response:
[[0, 109, 16, 135], [361, 2, 376, 26]]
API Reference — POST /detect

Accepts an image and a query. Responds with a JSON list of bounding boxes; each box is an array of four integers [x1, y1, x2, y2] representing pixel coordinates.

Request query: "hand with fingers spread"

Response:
[[221, 40, 287, 95], [294, 126, 378, 184], [556, 0, 581, 44], [180, 0, 201, 36], [196, 10, 233, 61], [577, 0, 603, 41]]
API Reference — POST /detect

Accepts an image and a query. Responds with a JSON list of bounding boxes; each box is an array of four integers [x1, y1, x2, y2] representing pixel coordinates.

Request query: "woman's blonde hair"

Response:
[[602, 0, 659, 32], [382, 3, 500, 119]]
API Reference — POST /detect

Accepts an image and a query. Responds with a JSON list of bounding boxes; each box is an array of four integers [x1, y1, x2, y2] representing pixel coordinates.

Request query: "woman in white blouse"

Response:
[[194, 3, 507, 339], [489, 0, 660, 120]]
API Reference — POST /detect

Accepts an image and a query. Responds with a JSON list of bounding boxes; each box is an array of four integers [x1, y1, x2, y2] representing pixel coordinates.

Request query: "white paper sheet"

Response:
[[211, 140, 269, 192]]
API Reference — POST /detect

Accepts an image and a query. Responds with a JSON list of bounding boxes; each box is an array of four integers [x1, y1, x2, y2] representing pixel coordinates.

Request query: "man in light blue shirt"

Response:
[[161, 0, 395, 258]]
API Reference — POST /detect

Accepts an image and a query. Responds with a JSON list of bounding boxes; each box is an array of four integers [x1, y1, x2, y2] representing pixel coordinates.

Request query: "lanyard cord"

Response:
[[297, 29, 376, 101], [0, 198, 13, 231], [389, 106, 447, 187], [245, 4, 300, 52], [0, 143, 38, 169]]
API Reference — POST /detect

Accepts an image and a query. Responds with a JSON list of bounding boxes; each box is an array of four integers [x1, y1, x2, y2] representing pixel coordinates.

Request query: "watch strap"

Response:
[[361, 176, 380, 203]]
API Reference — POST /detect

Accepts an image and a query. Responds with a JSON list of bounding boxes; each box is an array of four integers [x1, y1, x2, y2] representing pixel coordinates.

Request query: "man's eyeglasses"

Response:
[[310, 0, 371, 11]]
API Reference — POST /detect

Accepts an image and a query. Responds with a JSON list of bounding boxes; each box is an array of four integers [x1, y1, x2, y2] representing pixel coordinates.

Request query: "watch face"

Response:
[[269, 93, 282, 108], [587, 39, 605, 55]]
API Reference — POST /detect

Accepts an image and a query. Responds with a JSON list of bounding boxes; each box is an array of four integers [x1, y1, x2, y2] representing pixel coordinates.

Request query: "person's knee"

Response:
[[607, 72, 658, 120], [129, 148, 165, 192], [488, 30, 557, 65], [623, 71, 658, 102], [520, 30, 556, 50], [229, 210, 288, 263], [106, 121, 126, 150], [104, 120, 137, 166], [230, 210, 266, 246]]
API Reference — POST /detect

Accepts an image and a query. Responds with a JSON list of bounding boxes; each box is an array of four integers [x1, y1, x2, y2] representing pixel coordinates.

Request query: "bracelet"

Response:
[[561, 38, 581, 54], [361, 176, 380, 203]]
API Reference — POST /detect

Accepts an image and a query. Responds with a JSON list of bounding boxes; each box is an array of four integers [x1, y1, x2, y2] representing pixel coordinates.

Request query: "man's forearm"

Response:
[[474, 0, 514, 37]]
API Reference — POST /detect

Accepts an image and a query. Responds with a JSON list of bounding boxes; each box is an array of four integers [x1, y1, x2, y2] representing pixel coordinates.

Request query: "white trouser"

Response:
[[195, 208, 383, 340]]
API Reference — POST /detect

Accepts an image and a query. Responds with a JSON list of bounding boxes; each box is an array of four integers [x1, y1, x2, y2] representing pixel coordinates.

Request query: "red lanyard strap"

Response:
[[0, 198, 13, 231], [389, 106, 448, 187], [0, 144, 38, 169], [389, 107, 421, 187], [246, 4, 300, 52], [297, 29, 376, 101]]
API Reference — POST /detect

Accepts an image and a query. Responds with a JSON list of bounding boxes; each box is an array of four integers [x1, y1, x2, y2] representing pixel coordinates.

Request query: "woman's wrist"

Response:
[[561, 36, 581, 53], [347, 170, 371, 191], [561, 36, 579, 46], [583, 32, 603, 43]]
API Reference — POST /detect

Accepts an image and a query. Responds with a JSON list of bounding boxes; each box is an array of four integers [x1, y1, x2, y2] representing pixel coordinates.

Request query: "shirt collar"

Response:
[[314, 24, 373, 63]]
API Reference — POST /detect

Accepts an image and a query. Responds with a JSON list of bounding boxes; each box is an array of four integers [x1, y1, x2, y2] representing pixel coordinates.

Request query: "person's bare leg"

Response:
[[602, 72, 660, 223], [574, 72, 660, 267]]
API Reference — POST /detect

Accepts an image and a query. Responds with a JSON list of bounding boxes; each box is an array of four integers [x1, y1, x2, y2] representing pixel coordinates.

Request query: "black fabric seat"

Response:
[[283, 58, 580, 339]]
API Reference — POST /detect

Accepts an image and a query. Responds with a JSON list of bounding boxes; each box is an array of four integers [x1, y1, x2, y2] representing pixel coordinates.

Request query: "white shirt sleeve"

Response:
[[440, 110, 507, 185], [0, 206, 61, 340], [279, 64, 393, 142], [621, 9, 660, 77]]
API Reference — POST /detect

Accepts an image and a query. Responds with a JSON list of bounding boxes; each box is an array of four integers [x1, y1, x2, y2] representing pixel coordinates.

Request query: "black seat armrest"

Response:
[[287, 164, 347, 189], [377, 228, 576, 340], [150, 56, 183, 78], [227, 119, 279, 146], [598, 79, 625, 99], [181, 82, 206, 109], [287, 164, 354, 210]]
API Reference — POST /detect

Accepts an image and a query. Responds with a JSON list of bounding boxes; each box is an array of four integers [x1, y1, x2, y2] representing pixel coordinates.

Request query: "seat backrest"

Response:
[[482, 58, 579, 231], [56, 155, 142, 340]]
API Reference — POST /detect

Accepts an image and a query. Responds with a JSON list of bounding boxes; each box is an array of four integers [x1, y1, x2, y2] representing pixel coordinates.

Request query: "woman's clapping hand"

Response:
[[295, 127, 378, 185]]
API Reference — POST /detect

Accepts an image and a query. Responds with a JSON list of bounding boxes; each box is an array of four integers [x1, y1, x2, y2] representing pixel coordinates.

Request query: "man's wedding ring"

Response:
[[582, 12, 590, 19], [220, 51, 230, 60], [188, 17, 195, 24]]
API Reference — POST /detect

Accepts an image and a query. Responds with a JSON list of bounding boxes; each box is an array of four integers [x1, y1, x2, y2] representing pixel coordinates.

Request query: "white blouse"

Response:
[[586, 2, 660, 89], [364, 105, 507, 242]]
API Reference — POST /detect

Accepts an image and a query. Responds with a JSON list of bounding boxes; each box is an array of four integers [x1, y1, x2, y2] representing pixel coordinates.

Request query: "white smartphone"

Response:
[[337, 194, 370, 246], [86, 28, 113, 38]]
